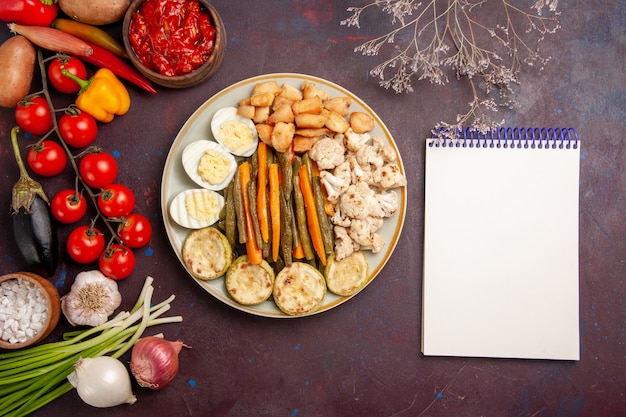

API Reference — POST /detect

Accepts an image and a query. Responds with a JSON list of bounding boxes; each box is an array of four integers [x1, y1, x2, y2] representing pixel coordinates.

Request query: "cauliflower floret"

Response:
[[331, 205, 351, 227], [333, 160, 351, 182], [361, 232, 385, 253], [371, 163, 407, 190], [319, 161, 351, 203], [348, 155, 372, 184], [377, 190, 399, 217], [372, 136, 397, 163], [309, 136, 346, 170], [344, 128, 371, 153], [348, 217, 385, 253], [333, 225, 360, 261], [356, 143, 385, 169], [338, 181, 380, 220]]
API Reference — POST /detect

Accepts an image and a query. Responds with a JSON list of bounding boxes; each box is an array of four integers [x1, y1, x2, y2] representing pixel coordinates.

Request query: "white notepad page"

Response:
[[422, 134, 580, 360]]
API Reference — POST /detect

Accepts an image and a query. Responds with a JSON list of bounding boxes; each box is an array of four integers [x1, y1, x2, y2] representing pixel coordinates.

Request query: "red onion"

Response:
[[129, 336, 186, 390]]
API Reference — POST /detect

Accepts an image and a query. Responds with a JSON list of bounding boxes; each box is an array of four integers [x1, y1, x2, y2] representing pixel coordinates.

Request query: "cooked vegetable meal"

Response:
[[175, 79, 407, 315]]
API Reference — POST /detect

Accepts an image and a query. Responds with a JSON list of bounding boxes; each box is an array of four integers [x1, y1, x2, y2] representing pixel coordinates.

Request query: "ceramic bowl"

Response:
[[122, 0, 226, 89], [0, 272, 61, 350]]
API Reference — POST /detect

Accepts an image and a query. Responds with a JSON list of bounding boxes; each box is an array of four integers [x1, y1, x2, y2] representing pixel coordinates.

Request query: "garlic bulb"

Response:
[[68, 356, 137, 408], [61, 270, 122, 326]]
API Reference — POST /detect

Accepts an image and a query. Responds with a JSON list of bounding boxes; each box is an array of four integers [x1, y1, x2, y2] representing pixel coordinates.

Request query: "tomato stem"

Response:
[[34, 49, 125, 248], [60, 67, 91, 93]]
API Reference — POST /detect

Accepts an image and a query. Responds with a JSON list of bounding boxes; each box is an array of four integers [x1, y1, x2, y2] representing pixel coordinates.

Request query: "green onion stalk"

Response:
[[0, 276, 182, 417]]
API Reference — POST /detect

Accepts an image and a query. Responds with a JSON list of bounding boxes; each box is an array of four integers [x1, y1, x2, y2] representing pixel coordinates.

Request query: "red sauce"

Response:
[[129, 0, 216, 76]]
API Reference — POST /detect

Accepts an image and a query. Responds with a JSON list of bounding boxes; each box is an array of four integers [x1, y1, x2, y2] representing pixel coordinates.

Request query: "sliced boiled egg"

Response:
[[169, 188, 225, 229], [210, 106, 258, 157], [182, 140, 237, 191]]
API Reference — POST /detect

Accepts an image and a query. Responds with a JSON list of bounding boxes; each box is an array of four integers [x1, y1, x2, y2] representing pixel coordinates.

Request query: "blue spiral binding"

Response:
[[428, 127, 579, 149]]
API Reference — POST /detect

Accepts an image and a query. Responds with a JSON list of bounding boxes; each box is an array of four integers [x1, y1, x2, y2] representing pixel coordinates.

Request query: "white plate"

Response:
[[161, 73, 407, 318]]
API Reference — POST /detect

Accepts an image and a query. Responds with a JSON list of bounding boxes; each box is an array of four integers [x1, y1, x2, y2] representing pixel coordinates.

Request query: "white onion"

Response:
[[67, 356, 137, 408]]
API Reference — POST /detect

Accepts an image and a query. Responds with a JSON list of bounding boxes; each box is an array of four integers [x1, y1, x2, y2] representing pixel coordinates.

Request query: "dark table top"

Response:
[[0, 1, 624, 416]]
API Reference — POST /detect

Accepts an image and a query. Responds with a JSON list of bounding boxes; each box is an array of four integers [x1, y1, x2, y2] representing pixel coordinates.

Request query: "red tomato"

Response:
[[27, 140, 67, 176], [97, 184, 136, 218], [79, 152, 118, 189], [15, 96, 53, 135], [51, 189, 87, 224], [47, 56, 87, 94], [118, 213, 153, 248], [99, 244, 136, 280], [58, 110, 98, 148], [67, 225, 106, 264]]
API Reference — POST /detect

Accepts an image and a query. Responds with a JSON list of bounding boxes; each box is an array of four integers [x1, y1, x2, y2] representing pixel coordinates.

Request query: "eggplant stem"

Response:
[[10, 126, 50, 213]]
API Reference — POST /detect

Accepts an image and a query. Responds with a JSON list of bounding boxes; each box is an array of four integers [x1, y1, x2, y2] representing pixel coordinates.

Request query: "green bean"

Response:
[[250, 146, 259, 181], [248, 179, 263, 249], [279, 187, 293, 266], [277, 151, 293, 198], [233, 169, 247, 244], [272, 256, 285, 275], [224, 181, 237, 248], [218, 203, 226, 221], [312, 175, 334, 254], [292, 174, 315, 261], [263, 194, 272, 260], [292, 156, 302, 178], [289, 195, 300, 253], [302, 152, 313, 180]]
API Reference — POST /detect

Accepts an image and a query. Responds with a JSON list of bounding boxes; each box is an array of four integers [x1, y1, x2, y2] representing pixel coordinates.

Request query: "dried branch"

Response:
[[341, 0, 561, 137]]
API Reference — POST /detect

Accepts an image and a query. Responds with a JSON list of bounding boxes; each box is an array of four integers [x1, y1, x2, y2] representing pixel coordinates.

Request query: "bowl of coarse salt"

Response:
[[0, 272, 61, 350]]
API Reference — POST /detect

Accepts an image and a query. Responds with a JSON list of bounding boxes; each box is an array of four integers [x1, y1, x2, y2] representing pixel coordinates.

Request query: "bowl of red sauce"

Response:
[[122, 0, 226, 89]]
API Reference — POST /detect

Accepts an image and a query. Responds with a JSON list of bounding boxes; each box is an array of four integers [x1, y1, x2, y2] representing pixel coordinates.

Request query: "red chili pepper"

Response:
[[79, 41, 157, 94], [0, 0, 58, 27]]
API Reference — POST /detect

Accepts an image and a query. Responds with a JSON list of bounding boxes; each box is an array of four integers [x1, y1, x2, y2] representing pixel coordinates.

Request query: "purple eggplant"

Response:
[[10, 126, 59, 277]]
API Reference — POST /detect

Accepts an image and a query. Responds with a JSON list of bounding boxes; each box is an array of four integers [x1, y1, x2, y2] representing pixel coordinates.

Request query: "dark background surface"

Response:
[[0, 0, 624, 416]]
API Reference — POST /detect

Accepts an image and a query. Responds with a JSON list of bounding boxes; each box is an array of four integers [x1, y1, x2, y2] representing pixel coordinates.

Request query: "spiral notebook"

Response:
[[422, 127, 580, 360]]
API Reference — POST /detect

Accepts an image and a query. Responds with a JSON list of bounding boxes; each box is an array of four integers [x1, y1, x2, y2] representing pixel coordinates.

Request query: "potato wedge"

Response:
[[255, 123, 274, 145], [295, 113, 326, 129], [302, 80, 328, 100], [250, 91, 275, 107], [268, 103, 295, 124], [324, 96, 351, 116], [253, 80, 282, 96], [237, 104, 256, 119], [279, 82, 303, 102], [292, 96, 323, 115], [271, 122, 295, 152], [324, 111, 350, 133], [292, 135, 319, 153], [253, 106, 270, 124], [350, 111, 375, 133]]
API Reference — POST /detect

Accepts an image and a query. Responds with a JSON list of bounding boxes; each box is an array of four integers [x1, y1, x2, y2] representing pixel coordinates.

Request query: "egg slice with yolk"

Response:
[[210, 107, 258, 157]]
